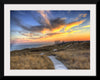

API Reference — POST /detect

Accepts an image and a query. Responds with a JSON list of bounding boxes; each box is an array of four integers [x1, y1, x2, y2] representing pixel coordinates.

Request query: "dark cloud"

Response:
[[50, 18, 66, 26], [46, 32, 62, 36], [12, 10, 67, 34], [13, 17, 31, 31]]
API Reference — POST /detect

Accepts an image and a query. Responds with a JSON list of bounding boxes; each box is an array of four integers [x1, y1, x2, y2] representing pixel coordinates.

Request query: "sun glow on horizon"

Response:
[[11, 10, 90, 44]]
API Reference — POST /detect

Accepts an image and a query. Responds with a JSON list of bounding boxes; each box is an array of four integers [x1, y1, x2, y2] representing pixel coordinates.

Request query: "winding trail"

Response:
[[48, 56, 68, 70]]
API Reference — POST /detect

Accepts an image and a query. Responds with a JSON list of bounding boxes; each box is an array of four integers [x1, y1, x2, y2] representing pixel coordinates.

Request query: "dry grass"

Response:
[[52, 49, 90, 69], [11, 54, 54, 69], [11, 41, 90, 69]]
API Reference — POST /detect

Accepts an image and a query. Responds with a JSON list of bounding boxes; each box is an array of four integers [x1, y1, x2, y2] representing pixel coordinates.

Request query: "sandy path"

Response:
[[48, 56, 68, 70]]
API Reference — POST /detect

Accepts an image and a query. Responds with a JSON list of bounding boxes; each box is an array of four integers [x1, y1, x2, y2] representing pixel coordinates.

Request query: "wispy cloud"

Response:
[[13, 15, 67, 34], [64, 19, 86, 32], [82, 25, 90, 28], [20, 33, 33, 37], [74, 13, 87, 21], [13, 15, 86, 41], [81, 13, 87, 17], [37, 10, 51, 27], [11, 11, 90, 43]]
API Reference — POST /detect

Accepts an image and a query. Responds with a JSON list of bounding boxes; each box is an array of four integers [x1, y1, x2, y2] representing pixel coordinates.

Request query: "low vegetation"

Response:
[[11, 41, 90, 69], [49, 41, 90, 69], [11, 54, 54, 69], [51, 49, 90, 69]]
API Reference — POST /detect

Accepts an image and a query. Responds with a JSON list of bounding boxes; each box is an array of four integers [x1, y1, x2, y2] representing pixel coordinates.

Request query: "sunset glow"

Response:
[[11, 10, 90, 44]]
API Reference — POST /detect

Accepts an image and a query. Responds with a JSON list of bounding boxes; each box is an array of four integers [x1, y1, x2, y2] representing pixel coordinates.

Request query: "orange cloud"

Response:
[[13, 30, 90, 44], [41, 24, 66, 34], [82, 14, 87, 17], [51, 24, 65, 33], [79, 13, 87, 17], [30, 31, 90, 43], [74, 17, 79, 21], [74, 13, 87, 21], [41, 28, 50, 34], [64, 19, 86, 32]]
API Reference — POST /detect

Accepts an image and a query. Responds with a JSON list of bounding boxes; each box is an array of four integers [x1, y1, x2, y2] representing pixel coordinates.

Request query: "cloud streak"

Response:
[[74, 13, 87, 21], [82, 25, 90, 28], [12, 11, 88, 43], [37, 11, 51, 26], [64, 19, 86, 32], [13, 15, 67, 34], [13, 16, 86, 39]]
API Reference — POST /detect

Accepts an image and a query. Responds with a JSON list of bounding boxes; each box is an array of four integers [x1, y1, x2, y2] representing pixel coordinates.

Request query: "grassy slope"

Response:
[[51, 49, 90, 69], [11, 41, 90, 69], [11, 54, 54, 69], [11, 50, 54, 69]]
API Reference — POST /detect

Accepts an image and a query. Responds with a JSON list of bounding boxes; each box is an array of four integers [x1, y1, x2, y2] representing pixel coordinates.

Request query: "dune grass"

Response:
[[51, 49, 90, 69], [11, 41, 90, 69], [11, 54, 54, 69]]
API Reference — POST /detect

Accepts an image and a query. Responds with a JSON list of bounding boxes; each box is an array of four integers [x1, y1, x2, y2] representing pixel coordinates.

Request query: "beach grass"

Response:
[[51, 49, 90, 69], [11, 54, 54, 69], [10, 41, 90, 69]]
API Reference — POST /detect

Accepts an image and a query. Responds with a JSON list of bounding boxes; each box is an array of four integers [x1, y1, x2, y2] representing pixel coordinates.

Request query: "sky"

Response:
[[10, 10, 90, 45]]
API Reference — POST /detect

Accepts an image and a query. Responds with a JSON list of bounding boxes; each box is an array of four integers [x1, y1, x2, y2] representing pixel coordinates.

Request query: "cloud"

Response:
[[11, 11, 90, 44], [74, 13, 87, 21], [18, 31, 43, 39], [37, 10, 51, 26], [31, 10, 52, 27], [13, 15, 85, 37], [41, 28, 50, 34], [64, 19, 86, 32], [79, 13, 87, 17], [82, 25, 90, 28], [82, 14, 87, 17], [68, 29, 82, 34], [46, 32, 63, 36], [29, 37, 42, 39], [51, 24, 66, 33], [13, 17, 31, 31], [21, 33, 33, 37], [39, 17, 66, 33], [13, 15, 67, 34], [13, 11, 87, 42], [74, 17, 79, 21]]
